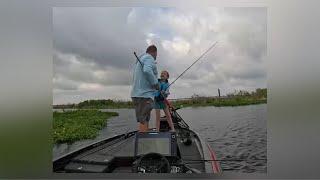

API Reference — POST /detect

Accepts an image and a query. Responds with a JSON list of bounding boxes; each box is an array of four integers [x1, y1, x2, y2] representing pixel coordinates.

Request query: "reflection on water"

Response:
[[53, 104, 266, 173]]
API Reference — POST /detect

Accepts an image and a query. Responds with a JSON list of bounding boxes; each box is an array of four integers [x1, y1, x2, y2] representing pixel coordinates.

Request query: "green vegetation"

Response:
[[53, 88, 267, 109], [172, 96, 266, 108], [53, 99, 133, 109], [77, 99, 133, 109], [172, 88, 267, 108], [53, 110, 118, 144]]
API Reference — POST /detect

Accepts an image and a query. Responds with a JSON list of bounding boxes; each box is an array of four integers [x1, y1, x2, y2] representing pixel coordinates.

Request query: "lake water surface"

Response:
[[53, 104, 267, 173]]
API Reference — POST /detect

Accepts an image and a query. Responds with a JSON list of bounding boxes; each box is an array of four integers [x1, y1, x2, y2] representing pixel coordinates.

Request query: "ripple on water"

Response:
[[179, 104, 267, 173]]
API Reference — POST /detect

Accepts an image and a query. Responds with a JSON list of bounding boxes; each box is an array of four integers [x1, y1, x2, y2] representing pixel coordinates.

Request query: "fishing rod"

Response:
[[133, 41, 218, 99], [167, 41, 219, 89], [134, 41, 218, 89], [133, 52, 143, 67]]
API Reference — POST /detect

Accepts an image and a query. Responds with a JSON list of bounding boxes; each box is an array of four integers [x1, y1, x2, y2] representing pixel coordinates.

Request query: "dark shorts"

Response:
[[154, 100, 166, 109], [132, 97, 154, 124]]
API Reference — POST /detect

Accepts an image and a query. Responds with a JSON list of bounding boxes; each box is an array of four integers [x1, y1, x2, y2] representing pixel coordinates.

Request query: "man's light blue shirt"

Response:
[[130, 53, 158, 99]]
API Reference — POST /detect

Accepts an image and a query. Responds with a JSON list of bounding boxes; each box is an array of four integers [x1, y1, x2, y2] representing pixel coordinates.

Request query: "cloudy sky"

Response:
[[53, 7, 267, 105]]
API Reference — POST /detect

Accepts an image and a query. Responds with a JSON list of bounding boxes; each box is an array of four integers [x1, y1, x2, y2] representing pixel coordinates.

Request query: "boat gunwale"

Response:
[[53, 131, 137, 171]]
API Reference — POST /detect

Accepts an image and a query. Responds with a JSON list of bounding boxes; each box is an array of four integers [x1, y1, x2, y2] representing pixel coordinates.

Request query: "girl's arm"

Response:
[[165, 87, 170, 96], [163, 84, 170, 98]]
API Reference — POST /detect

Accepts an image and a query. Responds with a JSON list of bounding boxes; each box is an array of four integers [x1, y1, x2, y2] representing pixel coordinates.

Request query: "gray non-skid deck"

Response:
[[73, 135, 136, 162]]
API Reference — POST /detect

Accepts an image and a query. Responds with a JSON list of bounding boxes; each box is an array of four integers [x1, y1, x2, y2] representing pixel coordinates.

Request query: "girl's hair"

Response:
[[161, 70, 169, 78]]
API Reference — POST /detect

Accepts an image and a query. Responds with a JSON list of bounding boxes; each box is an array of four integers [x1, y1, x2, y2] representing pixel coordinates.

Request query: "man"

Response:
[[131, 45, 159, 132]]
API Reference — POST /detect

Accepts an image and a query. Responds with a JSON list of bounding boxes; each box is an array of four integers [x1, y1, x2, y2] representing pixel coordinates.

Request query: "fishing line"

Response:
[[182, 158, 267, 162]]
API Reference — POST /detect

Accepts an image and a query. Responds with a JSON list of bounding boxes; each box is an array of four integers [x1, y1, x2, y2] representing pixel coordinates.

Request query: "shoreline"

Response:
[[53, 98, 267, 110]]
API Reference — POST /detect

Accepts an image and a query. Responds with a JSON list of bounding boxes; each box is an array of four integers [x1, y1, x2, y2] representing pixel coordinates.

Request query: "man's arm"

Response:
[[142, 56, 158, 87]]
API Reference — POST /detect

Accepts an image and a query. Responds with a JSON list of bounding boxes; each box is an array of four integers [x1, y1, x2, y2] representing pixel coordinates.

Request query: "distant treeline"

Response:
[[53, 88, 267, 109], [172, 88, 267, 108], [226, 88, 267, 98], [53, 99, 133, 109]]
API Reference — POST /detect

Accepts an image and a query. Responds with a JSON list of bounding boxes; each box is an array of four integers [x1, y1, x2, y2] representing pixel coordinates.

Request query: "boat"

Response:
[[53, 105, 222, 173]]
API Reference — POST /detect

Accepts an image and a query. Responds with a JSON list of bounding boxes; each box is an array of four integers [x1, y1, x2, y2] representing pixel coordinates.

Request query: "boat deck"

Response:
[[62, 129, 205, 173]]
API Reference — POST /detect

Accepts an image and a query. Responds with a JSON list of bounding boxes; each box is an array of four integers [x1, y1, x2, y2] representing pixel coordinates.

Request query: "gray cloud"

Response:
[[53, 51, 131, 88], [53, 77, 78, 91], [53, 7, 146, 69], [53, 7, 267, 104]]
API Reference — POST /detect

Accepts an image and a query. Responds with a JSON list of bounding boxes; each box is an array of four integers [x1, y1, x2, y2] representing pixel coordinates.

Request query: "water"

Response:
[[178, 104, 267, 173], [53, 104, 267, 173]]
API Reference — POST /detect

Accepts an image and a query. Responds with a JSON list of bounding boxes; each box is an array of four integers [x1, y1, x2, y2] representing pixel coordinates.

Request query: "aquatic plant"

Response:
[[53, 110, 118, 144]]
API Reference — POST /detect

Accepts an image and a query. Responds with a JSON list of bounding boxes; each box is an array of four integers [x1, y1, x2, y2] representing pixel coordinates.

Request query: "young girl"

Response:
[[154, 70, 175, 132]]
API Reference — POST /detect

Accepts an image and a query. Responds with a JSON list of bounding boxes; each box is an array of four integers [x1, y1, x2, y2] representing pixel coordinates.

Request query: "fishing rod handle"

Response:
[[133, 52, 143, 67], [134, 51, 138, 58]]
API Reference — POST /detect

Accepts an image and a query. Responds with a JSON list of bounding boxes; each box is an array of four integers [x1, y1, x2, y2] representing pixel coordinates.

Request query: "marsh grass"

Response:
[[53, 88, 267, 109], [172, 97, 267, 108], [53, 97, 266, 110], [53, 110, 118, 144]]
